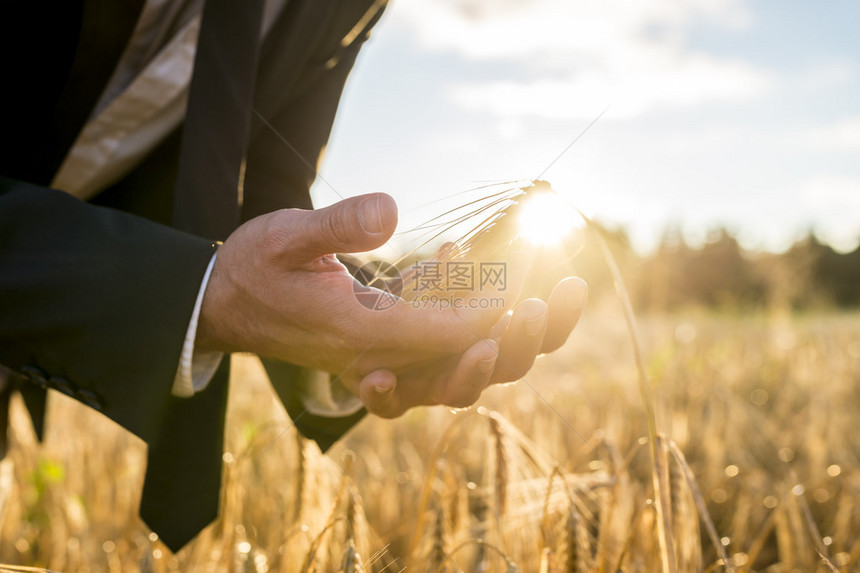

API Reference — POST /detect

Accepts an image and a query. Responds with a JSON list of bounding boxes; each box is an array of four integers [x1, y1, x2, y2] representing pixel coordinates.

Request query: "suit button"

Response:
[[76, 389, 104, 411], [49, 376, 76, 396], [20, 365, 48, 389]]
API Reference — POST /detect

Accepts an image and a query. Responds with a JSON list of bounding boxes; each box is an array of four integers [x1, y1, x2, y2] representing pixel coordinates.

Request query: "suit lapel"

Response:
[[251, 0, 336, 141]]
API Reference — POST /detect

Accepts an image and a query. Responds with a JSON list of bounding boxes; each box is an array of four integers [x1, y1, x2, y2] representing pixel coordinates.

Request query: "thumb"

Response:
[[292, 193, 398, 258]]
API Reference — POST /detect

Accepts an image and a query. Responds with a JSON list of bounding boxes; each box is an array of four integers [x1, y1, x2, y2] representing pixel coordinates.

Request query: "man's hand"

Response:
[[197, 193, 587, 418]]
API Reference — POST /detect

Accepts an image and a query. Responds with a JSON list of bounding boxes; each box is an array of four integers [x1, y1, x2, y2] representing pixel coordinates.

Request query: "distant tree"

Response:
[[556, 223, 860, 311], [683, 229, 766, 308], [811, 237, 860, 307], [635, 227, 766, 310], [764, 233, 828, 310], [636, 225, 692, 311]]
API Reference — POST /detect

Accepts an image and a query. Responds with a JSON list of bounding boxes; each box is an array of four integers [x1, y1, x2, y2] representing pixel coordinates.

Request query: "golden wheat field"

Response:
[[1, 307, 858, 572]]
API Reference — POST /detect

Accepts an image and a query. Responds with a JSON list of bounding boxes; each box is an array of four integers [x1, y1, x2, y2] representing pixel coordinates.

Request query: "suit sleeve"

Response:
[[0, 177, 216, 443]]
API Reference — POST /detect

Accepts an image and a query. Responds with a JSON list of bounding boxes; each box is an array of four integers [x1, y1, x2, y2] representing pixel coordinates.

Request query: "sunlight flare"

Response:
[[516, 186, 581, 246]]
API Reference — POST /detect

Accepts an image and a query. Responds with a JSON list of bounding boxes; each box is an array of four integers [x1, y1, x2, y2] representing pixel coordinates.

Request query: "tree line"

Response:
[[566, 225, 860, 312]]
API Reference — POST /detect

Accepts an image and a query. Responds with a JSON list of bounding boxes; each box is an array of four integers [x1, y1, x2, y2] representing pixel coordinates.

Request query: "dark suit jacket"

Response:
[[0, 0, 384, 544]]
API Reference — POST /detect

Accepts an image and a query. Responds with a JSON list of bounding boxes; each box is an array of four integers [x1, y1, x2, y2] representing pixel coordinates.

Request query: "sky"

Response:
[[310, 0, 860, 254]]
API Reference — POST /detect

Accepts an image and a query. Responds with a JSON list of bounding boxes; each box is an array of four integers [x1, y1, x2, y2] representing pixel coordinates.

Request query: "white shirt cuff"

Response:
[[297, 369, 364, 417], [172, 253, 224, 397]]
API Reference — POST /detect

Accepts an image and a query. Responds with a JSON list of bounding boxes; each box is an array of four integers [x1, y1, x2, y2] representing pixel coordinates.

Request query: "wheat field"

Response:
[[1, 307, 858, 572]]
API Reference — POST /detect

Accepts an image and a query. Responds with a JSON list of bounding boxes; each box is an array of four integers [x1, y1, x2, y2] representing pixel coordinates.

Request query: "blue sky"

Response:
[[311, 0, 860, 254]]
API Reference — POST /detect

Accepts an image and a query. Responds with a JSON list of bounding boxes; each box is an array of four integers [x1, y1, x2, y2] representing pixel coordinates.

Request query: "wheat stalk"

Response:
[[437, 538, 520, 573], [613, 496, 654, 571], [745, 501, 779, 569], [668, 437, 701, 571], [665, 438, 734, 573], [793, 480, 840, 570], [539, 466, 564, 553], [488, 415, 509, 521], [406, 415, 473, 567], [302, 455, 355, 573], [294, 433, 307, 523]]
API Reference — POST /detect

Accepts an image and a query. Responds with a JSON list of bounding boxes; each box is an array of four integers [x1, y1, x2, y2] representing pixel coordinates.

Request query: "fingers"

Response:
[[290, 193, 398, 259], [358, 340, 499, 418], [436, 241, 455, 259], [489, 298, 547, 384], [485, 277, 587, 383], [541, 277, 588, 354], [361, 302, 482, 355], [489, 311, 511, 340], [435, 339, 498, 408], [357, 274, 586, 418], [357, 370, 402, 419]]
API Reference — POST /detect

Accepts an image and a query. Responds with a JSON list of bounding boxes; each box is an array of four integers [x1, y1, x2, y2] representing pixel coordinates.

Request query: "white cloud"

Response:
[[801, 175, 860, 211], [392, 0, 751, 61], [793, 62, 856, 93], [388, 0, 767, 119], [800, 117, 860, 154], [448, 54, 770, 120], [495, 117, 525, 140]]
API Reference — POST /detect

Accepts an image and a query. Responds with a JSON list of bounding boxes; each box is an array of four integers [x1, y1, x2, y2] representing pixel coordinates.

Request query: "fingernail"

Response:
[[525, 311, 546, 336], [568, 278, 588, 310], [374, 380, 394, 393], [359, 196, 383, 234], [479, 354, 497, 373]]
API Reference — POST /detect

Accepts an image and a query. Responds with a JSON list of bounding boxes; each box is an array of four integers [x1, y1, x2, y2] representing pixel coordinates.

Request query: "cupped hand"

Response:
[[356, 276, 587, 418], [197, 193, 587, 418]]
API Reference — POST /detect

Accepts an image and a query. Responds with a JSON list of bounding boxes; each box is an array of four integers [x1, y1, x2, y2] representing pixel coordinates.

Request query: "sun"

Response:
[[516, 186, 581, 247]]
